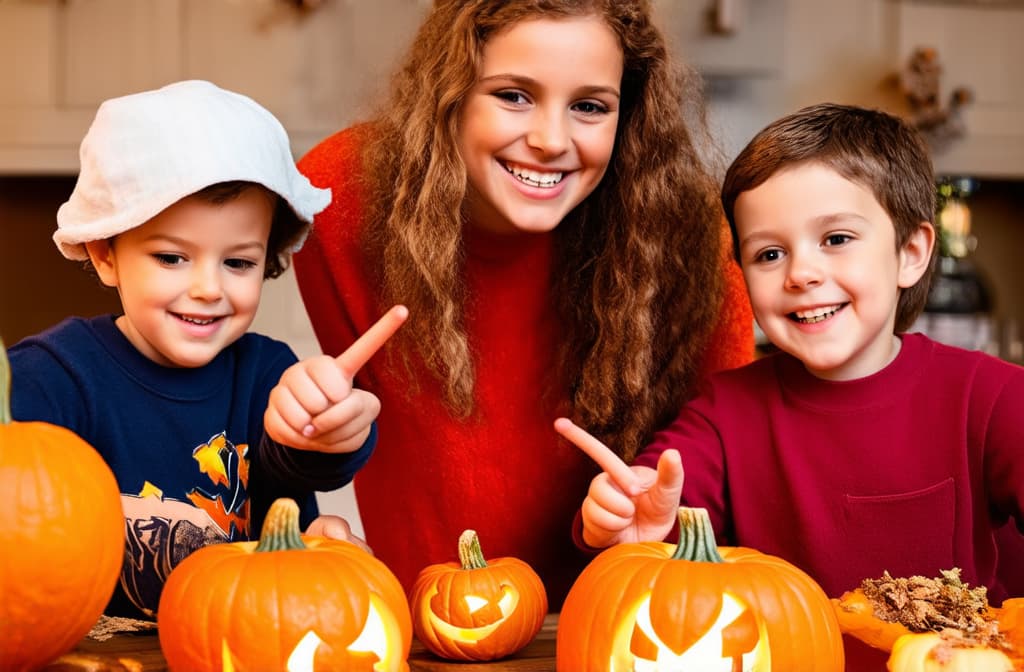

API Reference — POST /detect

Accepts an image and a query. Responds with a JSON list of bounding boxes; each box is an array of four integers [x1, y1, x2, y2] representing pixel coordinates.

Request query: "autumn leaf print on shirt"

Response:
[[188, 432, 250, 539]]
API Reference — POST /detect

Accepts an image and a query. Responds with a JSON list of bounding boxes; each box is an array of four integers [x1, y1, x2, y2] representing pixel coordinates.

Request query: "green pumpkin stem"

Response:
[[457, 529, 488, 570], [254, 498, 307, 552], [1, 338, 11, 425], [670, 507, 725, 563]]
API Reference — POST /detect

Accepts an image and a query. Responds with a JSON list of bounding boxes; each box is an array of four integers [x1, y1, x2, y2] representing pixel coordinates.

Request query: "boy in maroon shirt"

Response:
[[562, 103, 1024, 670]]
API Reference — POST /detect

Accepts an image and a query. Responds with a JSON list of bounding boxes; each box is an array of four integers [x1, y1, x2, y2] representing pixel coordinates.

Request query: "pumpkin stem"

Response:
[[0, 338, 10, 425], [670, 507, 725, 563], [457, 529, 488, 570], [254, 498, 306, 552]]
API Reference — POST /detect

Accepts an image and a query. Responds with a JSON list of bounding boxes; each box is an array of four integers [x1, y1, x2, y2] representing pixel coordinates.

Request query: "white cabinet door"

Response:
[[0, 0, 425, 174], [654, 0, 786, 78], [176, 0, 424, 157], [0, 0, 183, 173]]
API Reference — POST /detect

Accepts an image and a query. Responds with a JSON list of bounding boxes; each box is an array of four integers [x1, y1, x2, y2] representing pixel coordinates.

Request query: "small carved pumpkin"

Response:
[[157, 498, 412, 672], [410, 529, 547, 661], [557, 507, 845, 671], [0, 341, 124, 672], [887, 632, 1013, 672]]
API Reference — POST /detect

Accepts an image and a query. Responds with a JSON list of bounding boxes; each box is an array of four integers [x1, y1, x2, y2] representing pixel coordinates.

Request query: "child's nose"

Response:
[[785, 253, 824, 289], [189, 265, 223, 301]]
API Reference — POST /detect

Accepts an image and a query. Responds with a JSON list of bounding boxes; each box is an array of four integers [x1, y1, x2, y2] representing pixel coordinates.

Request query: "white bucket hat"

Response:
[[55, 79, 330, 260]]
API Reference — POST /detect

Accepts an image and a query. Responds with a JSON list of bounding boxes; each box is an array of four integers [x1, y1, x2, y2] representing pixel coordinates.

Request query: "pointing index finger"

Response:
[[554, 417, 640, 494], [336, 305, 409, 376]]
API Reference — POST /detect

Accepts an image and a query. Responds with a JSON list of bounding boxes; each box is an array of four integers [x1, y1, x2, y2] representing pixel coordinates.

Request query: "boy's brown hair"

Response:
[[195, 181, 306, 280], [721, 102, 938, 332]]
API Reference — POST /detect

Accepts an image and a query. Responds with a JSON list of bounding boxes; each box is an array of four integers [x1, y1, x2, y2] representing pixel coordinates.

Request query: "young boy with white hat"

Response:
[[6, 80, 406, 619]]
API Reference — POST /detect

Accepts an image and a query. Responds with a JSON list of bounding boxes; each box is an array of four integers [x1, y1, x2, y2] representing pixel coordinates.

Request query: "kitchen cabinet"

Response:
[[654, 0, 786, 78], [0, 0, 788, 175], [0, 0, 426, 174], [0, 1, 181, 173]]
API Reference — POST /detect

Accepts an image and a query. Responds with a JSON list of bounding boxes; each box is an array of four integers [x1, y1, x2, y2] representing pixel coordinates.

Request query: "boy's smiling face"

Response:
[[85, 187, 274, 368], [734, 162, 933, 381]]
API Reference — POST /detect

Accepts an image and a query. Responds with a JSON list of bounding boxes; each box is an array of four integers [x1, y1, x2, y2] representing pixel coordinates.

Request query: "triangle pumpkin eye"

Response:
[[465, 595, 489, 613]]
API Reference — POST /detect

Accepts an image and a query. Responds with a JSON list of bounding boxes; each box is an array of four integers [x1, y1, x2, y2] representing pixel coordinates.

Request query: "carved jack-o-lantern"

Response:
[[411, 529, 548, 661], [157, 498, 412, 672], [557, 507, 845, 671]]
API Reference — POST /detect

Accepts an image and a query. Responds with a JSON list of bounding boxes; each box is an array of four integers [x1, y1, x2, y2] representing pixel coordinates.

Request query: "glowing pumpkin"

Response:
[[410, 529, 547, 661], [887, 632, 1013, 672], [557, 507, 845, 671], [0, 340, 124, 672], [157, 498, 412, 672]]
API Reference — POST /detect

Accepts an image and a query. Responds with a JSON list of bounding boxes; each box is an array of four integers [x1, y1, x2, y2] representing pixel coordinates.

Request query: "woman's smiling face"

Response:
[[456, 15, 623, 235]]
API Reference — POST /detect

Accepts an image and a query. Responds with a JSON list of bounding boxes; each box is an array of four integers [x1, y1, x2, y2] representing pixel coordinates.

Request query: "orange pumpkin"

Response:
[[835, 592, 1024, 670], [157, 497, 412, 672], [558, 507, 845, 670], [410, 529, 547, 661], [888, 632, 1014, 672], [832, 587, 915, 651], [0, 341, 125, 672]]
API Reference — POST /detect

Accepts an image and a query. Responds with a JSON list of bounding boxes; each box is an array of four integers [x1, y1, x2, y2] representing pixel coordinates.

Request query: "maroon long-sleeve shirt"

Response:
[[636, 332, 1024, 670]]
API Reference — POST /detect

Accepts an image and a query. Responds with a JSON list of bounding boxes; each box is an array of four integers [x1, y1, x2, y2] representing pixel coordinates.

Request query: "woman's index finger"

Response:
[[336, 305, 409, 376], [554, 417, 639, 492]]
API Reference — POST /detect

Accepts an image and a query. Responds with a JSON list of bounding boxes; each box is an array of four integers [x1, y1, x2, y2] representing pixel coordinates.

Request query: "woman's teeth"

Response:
[[793, 305, 842, 324], [504, 162, 563, 188]]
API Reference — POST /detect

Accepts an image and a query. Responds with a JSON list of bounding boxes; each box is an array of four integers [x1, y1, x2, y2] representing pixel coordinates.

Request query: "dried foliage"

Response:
[[861, 568, 1006, 649]]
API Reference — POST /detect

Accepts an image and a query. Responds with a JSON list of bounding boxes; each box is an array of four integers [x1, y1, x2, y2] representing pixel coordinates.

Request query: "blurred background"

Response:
[[3, 0, 1023, 530]]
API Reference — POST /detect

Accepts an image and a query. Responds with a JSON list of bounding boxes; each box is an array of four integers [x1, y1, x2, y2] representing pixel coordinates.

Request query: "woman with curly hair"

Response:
[[294, 0, 753, 608]]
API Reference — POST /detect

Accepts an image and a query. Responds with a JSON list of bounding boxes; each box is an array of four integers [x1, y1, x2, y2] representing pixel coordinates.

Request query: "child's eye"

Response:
[[824, 233, 852, 247], [754, 248, 783, 263], [225, 258, 258, 271], [153, 253, 184, 266]]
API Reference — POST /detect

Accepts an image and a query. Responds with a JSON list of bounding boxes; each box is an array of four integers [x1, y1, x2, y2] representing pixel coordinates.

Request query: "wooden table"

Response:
[[48, 614, 559, 671]]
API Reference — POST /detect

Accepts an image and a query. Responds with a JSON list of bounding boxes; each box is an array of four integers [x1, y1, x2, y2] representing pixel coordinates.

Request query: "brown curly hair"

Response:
[[360, 0, 726, 460]]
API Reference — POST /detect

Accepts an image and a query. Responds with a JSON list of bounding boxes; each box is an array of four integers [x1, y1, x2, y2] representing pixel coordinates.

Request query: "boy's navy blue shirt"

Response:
[[8, 315, 375, 618]]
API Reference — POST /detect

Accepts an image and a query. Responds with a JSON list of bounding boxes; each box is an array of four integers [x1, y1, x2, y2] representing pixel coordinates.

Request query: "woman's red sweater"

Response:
[[294, 127, 754, 607]]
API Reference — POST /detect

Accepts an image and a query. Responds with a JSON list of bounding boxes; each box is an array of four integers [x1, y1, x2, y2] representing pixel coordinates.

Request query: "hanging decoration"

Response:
[[899, 46, 974, 148]]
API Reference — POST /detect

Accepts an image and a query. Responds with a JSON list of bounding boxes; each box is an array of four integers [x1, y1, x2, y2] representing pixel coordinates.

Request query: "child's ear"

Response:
[[84, 240, 119, 288], [897, 221, 936, 289]]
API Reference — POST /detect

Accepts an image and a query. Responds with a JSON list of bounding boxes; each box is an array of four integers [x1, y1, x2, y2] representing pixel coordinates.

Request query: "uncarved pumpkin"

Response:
[[0, 341, 125, 672], [410, 529, 547, 661], [557, 506, 845, 671], [157, 497, 412, 672]]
